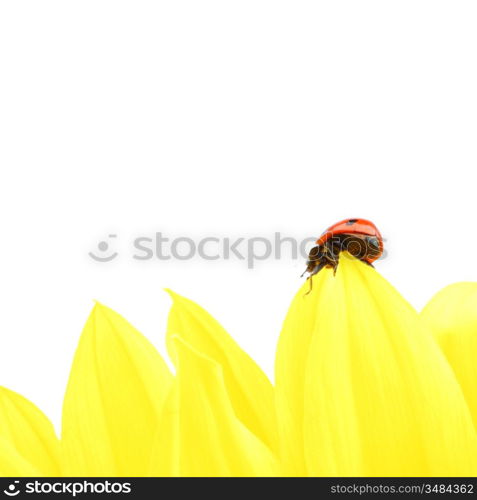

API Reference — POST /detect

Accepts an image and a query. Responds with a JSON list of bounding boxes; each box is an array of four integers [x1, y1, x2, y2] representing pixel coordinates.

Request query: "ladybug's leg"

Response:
[[304, 260, 327, 296], [301, 245, 322, 278], [324, 238, 340, 276], [310, 260, 327, 276], [305, 276, 313, 295]]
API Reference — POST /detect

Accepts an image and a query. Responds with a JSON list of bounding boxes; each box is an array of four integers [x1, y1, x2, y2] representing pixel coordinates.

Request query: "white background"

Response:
[[1, 1, 476, 431]]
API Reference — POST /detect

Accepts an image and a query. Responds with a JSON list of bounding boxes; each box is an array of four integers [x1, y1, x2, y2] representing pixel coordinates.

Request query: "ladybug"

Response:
[[302, 218, 383, 291]]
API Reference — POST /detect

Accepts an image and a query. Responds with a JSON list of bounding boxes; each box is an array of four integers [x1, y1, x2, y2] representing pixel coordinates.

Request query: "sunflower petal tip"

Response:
[[91, 300, 107, 312], [163, 288, 175, 298], [91, 301, 118, 318], [164, 288, 183, 302]]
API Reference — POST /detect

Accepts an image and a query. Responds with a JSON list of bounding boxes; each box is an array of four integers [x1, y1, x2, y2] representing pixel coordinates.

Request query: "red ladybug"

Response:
[[303, 218, 383, 290]]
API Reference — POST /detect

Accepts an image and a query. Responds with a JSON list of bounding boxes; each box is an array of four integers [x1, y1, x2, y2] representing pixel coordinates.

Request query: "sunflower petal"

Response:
[[0, 438, 41, 476], [0, 387, 60, 476], [421, 282, 477, 430], [165, 290, 277, 452], [276, 255, 477, 476], [151, 336, 278, 477], [61, 302, 173, 476]]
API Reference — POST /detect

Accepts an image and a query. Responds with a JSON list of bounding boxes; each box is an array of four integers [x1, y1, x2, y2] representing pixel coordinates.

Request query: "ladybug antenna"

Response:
[[304, 275, 313, 295], [300, 268, 307, 278]]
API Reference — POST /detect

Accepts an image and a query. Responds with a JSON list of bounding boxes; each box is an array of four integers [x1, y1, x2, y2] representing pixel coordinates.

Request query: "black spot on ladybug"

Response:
[[346, 219, 358, 225]]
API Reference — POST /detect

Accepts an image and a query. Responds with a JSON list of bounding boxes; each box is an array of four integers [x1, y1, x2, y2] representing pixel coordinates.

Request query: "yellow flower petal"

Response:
[[0, 387, 60, 476], [0, 438, 41, 476], [165, 290, 277, 453], [421, 282, 477, 430], [276, 255, 477, 476], [151, 336, 279, 477], [61, 302, 173, 476]]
